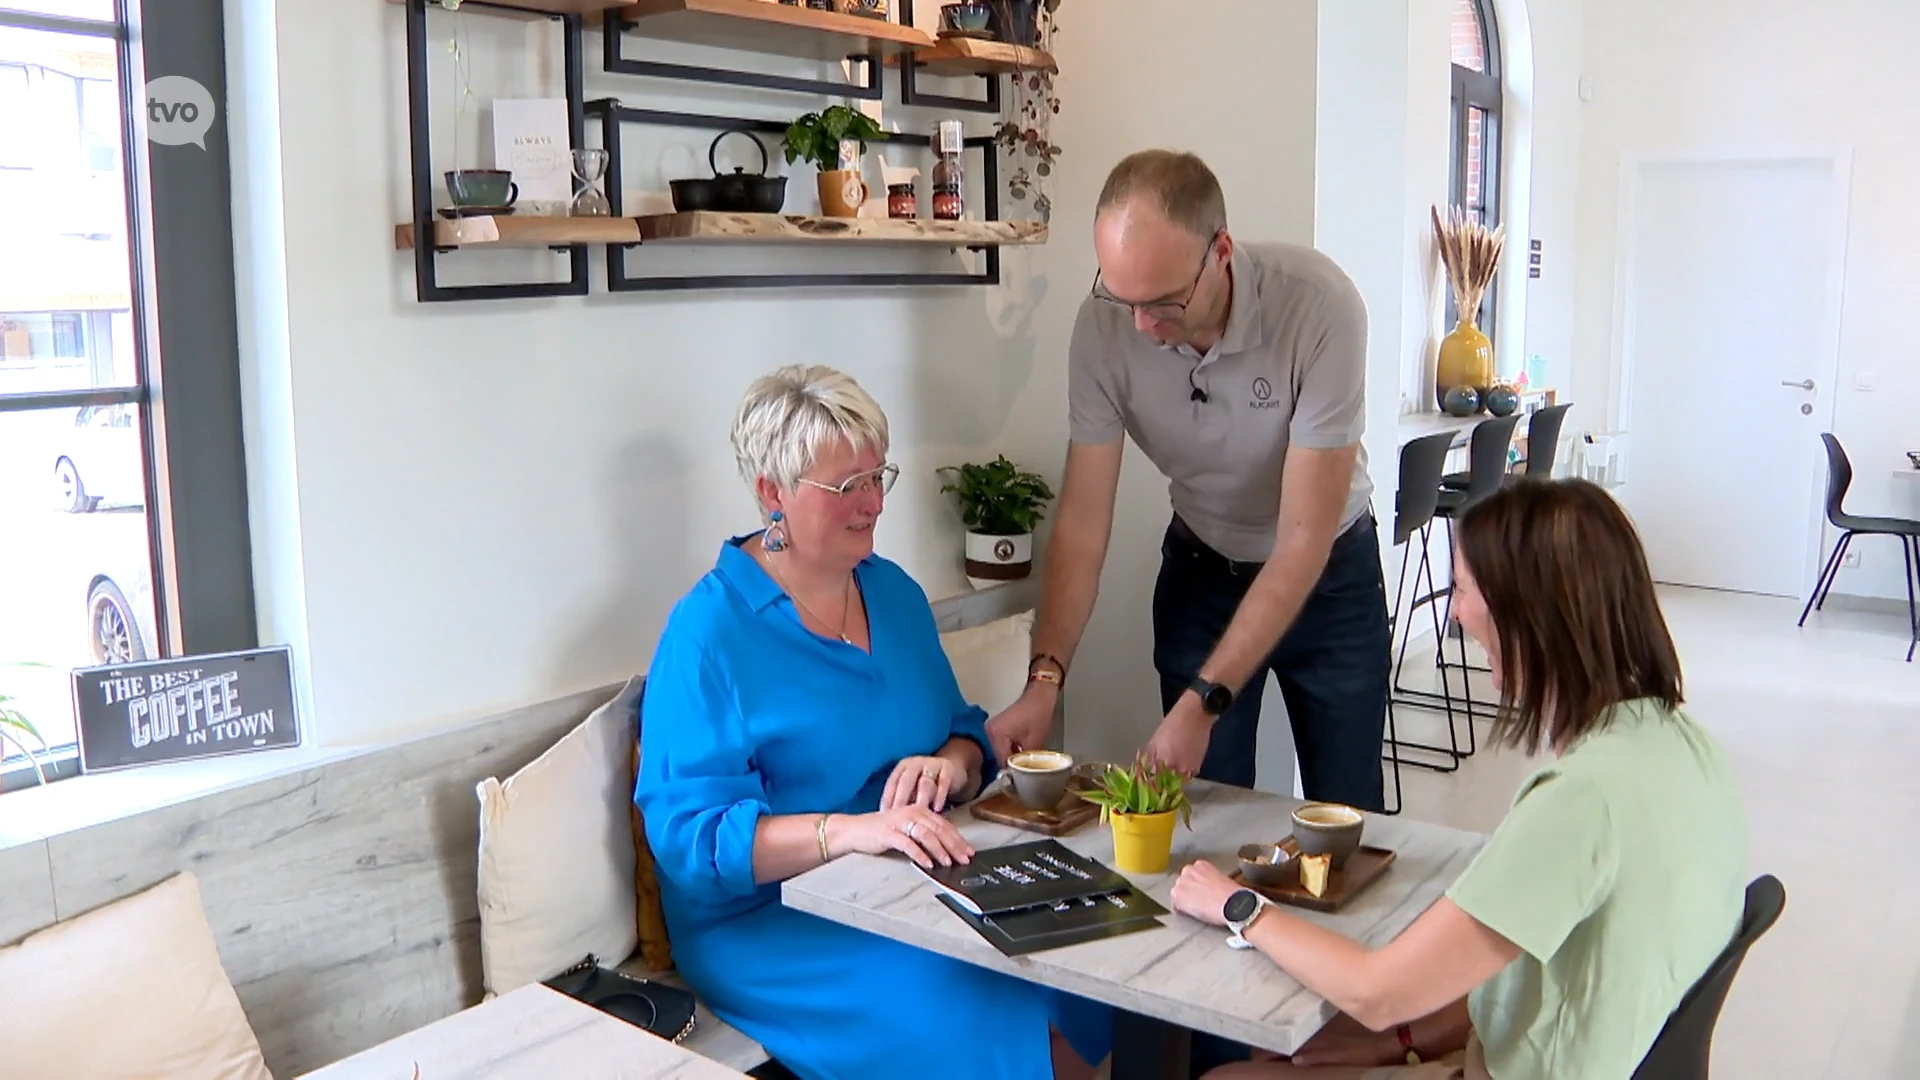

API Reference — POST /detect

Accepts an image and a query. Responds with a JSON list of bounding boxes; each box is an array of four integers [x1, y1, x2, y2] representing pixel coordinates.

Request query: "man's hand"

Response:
[[984, 684, 1057, 764], [1143, 694, 1212, 776], [1170, 858, 1239, 926]]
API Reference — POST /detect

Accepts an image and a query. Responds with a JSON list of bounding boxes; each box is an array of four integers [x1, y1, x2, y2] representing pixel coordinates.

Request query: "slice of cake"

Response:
[[1299, 852, 1332, 898]]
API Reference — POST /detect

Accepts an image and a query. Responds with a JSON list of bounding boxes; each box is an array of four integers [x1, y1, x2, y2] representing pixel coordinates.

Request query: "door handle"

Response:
[[1781, 379, 1815, 391]]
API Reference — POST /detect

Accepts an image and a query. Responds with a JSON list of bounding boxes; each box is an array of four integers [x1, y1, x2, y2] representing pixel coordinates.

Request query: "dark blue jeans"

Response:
[[1155, 513, 1392, 1076], [1152, 512, 1392, 808]]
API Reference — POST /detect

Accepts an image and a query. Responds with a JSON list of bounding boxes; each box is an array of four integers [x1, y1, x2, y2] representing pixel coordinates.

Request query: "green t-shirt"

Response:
[[1446, 699, 1749, 1079]]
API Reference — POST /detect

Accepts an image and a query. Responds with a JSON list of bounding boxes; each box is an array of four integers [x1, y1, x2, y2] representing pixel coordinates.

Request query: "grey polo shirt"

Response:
[[1068, 240, 1373, 564]]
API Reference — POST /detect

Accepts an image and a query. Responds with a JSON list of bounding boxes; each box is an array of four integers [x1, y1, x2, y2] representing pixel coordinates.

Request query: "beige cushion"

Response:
[[0, 872, 270, 1080], [941, 612, 1035, 717], [476, 675, 644, 996]]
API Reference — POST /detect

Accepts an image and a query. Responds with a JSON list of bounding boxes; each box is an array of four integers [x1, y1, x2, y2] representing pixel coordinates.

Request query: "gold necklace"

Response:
[[761, 551, 853, 644]]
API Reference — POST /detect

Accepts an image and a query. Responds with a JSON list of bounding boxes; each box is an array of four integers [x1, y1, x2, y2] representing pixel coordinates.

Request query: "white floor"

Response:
[[1386, 585, 1920, 1078]]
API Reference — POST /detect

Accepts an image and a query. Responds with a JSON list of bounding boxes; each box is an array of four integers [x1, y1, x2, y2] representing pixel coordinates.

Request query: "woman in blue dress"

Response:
[[635, 365, 1113, 1080]]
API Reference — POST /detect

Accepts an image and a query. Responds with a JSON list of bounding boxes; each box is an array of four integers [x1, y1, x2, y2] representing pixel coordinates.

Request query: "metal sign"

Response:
[[71, 646, 300, 772]]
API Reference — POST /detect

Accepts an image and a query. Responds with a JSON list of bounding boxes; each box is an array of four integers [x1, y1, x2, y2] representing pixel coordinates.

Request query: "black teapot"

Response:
[[673, 129, 786, 214]]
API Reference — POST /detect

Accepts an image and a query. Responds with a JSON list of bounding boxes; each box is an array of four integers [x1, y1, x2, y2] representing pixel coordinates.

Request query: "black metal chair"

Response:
[[1629, 874, 1786, 1079], [1391, 413, 1522, 757], [1798, 433, 1920, 663], [1379, 431, 1464, 810], [1441, 401, 1573, 490]]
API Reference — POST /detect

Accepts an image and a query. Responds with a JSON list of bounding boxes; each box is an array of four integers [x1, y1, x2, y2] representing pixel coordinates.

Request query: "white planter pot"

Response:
[[964, 530, 1033, 590]]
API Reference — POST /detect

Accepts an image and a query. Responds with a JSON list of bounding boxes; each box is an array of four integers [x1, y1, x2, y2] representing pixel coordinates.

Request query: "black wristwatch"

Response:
[[1188, 675, 1234, 716]]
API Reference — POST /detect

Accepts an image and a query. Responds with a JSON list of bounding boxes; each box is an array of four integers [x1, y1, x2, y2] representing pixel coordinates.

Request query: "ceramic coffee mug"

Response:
[[1007, 749, 1074, 811], [1290, 802, 1365, 869], [817, 169, 869, 218], [445, 169, 518, 209]]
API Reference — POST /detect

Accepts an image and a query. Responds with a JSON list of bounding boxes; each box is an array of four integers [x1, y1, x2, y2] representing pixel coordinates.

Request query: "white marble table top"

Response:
[[298, 983, 749, 1080], [782, 780, 1487, 1057]]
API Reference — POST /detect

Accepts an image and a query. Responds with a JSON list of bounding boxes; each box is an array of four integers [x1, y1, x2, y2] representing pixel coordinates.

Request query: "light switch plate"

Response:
[[1853, 371, 1876, 391]]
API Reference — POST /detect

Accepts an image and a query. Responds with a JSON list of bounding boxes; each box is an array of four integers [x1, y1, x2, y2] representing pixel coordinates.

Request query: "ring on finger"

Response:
[[904, 820, 917, 839]]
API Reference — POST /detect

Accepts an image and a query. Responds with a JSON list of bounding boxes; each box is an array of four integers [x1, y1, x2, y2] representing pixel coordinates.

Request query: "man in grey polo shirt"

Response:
[[987, 149, 1391, 815]]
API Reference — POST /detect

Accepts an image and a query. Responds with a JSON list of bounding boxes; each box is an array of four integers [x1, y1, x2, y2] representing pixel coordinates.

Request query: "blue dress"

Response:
[[635, 537, 1113, 1080]]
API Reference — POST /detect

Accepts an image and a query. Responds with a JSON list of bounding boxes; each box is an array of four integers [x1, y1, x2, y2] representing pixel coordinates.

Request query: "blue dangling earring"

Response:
[[765, 509, 788, 553]]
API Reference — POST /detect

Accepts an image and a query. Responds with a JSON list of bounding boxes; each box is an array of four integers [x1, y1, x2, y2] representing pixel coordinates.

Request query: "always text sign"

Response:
[[73, 646, 300, 771]]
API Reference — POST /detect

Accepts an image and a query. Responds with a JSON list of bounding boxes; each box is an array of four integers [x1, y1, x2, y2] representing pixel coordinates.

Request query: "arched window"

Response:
[[1450, 0, 1502, 327]]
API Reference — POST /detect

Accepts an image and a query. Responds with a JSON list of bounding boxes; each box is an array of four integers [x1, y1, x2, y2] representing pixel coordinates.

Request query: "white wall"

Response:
[[1571, 0, 1920, 601]]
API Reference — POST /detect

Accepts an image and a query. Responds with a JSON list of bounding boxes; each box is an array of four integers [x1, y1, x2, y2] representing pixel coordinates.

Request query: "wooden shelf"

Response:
[[634, 211, 1046, 245], [385, 0, 634, 15], [615, 0, 934, 60], [394, 215, 642, 251], [893, 36, 1057, 76]]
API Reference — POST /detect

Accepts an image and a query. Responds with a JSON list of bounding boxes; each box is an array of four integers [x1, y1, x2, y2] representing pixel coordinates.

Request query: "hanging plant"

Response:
[[993, 1, 1061, 223]]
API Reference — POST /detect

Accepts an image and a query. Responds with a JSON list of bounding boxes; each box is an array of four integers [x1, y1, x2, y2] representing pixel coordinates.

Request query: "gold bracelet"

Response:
[[816, 813, 832, 863]]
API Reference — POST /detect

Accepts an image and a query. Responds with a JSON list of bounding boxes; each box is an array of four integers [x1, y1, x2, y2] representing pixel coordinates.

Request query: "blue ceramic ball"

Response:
[[1484, 385, 1520, 417], [1442, 385, 1481, 418]]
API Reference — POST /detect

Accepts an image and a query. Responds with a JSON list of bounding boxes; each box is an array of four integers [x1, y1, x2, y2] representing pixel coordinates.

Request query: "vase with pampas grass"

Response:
[[1431, 205, 1505, 412]]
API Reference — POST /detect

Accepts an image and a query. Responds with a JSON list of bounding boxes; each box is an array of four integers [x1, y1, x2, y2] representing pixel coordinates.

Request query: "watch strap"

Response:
[[1028, 653, 1066, 688]]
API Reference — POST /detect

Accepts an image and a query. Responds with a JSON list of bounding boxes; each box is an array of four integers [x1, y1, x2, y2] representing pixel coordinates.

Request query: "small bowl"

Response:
[[1290, 802, 1366, 870], [1007, 749, 1074, 811], [670, 178, 718, 212], [1237, 843, 1293, 887], [940, 1, 993, 33]]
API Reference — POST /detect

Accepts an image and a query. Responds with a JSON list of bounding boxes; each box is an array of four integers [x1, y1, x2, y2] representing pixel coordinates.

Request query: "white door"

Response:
[[1616, 155, 1849, 597]]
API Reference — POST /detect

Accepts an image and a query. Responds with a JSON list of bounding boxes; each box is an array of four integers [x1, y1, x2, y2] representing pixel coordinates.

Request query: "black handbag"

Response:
[[542, 953, 697, 1044]]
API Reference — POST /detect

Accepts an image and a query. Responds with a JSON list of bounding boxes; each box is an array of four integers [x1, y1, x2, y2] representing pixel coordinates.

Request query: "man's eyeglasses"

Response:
[[1090, 229, 1224, 322], [799, 463, 900, 498]]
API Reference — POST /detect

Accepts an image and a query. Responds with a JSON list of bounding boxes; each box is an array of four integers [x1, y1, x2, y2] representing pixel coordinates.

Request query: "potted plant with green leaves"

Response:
[[1075, 754, 1193, 874], [937, 454, 1055, 588], [994, 0, 1061, 222], [0, 666, 52, 791], [783, 105, 885, 218]]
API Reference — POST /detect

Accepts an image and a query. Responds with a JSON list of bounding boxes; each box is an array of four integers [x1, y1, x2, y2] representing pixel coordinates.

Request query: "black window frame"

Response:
[[0, 0, 253, 792], [1449, 0, 1503, 331]]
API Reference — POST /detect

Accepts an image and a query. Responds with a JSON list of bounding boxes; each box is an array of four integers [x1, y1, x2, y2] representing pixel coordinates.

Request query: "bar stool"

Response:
[[1391, 413, 1522, 761], [1380, 431, 1463, 811], [1440, 401, 1574, 490]]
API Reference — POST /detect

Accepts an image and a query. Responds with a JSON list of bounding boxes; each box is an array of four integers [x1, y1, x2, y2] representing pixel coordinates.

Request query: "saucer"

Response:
[[438, 205, 517, 219], [936, 27, 995, 40]]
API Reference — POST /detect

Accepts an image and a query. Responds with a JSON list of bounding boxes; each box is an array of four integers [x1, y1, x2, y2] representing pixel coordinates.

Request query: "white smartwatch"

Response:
[[1223, 888, 1274, 947]]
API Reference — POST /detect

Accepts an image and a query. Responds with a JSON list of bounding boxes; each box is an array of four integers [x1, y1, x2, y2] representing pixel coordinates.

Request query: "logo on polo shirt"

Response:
[[1250, 377, 1283, 410]]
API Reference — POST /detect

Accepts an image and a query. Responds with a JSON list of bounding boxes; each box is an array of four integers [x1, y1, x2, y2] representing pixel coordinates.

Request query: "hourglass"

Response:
[[570, 149, 612, 217]]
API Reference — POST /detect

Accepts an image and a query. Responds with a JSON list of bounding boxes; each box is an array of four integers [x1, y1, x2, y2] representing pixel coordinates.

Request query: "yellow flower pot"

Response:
[[1435, 318, 1493, 411], [1109, 809, 1178, 874]]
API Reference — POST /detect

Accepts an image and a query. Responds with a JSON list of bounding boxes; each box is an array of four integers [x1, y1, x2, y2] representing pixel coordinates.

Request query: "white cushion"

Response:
[[476, 675, 644, 997], [941, 611, 1035, 717], [0, 872, 271, 1080]]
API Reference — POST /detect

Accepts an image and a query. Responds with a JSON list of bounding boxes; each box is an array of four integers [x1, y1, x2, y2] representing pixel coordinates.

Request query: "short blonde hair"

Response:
[[731, 365, 890, 499], [1095, 150, 1228, 239]]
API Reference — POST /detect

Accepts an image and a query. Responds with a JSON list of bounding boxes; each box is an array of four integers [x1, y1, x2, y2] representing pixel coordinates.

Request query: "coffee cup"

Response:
[[1290, 802, 1365, 869], [1006, 749, 1074, 811], [445, 168, 518, 209]]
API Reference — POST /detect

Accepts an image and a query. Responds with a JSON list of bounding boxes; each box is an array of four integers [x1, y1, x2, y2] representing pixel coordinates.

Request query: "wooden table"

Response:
[[299, 983, 749, 1080], [783, 780, 1486, 1078]]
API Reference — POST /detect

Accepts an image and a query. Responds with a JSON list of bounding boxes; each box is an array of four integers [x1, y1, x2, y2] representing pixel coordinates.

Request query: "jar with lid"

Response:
[[930, 119, 965, 221], [887, 182, 917, 219]]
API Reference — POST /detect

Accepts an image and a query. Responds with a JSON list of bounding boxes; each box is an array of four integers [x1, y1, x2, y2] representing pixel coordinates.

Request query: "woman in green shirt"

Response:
[[1171, 478, 1750, 1079]]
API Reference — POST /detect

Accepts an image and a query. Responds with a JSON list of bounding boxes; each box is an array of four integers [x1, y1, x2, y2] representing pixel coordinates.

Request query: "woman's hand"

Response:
[[880, 752, 966, 813], [1285, 1013, 1404, 1068], [834, 807, 975, 870], [1170, 859, 1242, 927]]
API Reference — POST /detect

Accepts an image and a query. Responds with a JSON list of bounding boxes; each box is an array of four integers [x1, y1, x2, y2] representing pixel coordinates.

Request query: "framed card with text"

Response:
[[71, 646, 301, 773]]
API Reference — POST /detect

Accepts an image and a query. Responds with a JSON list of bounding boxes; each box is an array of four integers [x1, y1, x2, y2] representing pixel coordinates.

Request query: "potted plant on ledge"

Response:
[[1076, 755, 1193, 874], [783, 105, 885, 219], [938, 454, 1055, 588]]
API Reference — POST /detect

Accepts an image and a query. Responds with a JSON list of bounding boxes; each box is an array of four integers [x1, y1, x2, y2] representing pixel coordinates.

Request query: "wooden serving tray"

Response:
[[968, 790, 1098, 836], [1230, 838, 1396, 913]]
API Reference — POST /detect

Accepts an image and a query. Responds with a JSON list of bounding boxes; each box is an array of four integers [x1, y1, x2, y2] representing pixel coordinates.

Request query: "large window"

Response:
[[1450, 0, 1502, 329], [0, 1, 252, 791]]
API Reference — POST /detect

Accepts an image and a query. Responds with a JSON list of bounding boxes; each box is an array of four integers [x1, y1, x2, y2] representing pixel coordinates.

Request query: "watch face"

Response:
[[1223, 888, 1259, 925], [1204, 685, 1234, 714]]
